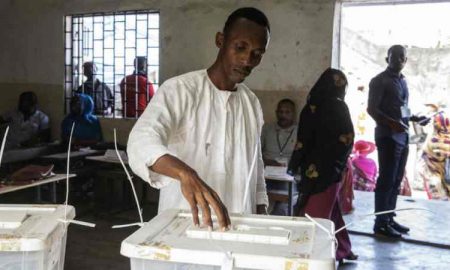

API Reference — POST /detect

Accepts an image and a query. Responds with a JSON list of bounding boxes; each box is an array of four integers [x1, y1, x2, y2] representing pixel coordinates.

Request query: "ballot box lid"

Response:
[[0, 204, 75, 252], [121, 209, 335, 270]]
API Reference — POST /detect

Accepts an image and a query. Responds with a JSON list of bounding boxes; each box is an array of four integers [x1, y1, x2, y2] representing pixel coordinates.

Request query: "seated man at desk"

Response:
[[61, 94, 103, 149], [261, 98, 298, 215], [0, 91, 50, 149]]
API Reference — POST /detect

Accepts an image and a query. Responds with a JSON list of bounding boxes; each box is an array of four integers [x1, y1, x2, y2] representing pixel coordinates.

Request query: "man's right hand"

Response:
[[150, 154, 231, 231], [387, 119, 407, 133], [178, 168, 231, 231]]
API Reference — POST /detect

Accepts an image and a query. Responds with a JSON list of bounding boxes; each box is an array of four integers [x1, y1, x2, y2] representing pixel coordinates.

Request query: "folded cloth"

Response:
[[9, 164, 54, 183]]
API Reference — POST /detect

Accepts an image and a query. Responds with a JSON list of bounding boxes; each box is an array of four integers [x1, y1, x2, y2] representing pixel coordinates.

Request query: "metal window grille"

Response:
[[64, 10, 160, 118]]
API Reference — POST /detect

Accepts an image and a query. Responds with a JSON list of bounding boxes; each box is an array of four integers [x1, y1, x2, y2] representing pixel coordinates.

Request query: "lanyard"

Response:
[[276, 128, 295, 156]]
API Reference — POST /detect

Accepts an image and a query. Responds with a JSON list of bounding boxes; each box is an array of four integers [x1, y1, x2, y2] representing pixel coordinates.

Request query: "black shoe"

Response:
[[374, 224, 402, 239], [338, 252, 359, 265], [390, 220, 410, 234]]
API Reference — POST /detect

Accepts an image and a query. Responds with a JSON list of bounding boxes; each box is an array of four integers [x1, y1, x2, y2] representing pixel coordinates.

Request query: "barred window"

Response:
[[64, 10, 160, 118]]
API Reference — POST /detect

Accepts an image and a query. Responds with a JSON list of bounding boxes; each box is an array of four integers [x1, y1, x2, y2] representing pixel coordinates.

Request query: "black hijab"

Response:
[[307, 68, 347, 105], [288, 68, 354, 196]]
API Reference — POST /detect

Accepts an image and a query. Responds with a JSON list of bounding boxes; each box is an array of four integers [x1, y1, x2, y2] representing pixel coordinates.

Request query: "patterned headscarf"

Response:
[[434, 112, 450, 134]]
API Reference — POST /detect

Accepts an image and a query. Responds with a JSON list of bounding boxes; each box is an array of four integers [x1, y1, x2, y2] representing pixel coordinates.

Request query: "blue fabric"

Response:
[[61, 94, 102, 142]]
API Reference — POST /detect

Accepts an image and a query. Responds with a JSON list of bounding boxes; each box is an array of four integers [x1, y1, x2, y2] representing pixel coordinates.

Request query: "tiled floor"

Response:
[[339, 234, 450, 270], [343, 191, 450, 248]]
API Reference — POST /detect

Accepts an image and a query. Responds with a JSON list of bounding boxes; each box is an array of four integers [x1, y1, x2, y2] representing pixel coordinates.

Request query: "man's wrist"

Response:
[[176, 166, 196, 183], [256, 204, 268, 215]]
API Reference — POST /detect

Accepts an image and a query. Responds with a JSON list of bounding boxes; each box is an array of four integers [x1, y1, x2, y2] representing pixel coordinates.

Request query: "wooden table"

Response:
[[86, 155, 148, 215], [41, 149, 103, 160], [2, 144, 60, 164], [86, 155, 127, 164], [0, 174, 76, 203], [264, 166, 296, 216]]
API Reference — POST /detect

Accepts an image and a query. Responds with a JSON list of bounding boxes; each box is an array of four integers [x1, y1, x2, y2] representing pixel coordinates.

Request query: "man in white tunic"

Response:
[[127, 7, 270, 230]]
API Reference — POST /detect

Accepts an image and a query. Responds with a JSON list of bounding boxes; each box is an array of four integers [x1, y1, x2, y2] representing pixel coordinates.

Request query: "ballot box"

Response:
[[0, 204, 75, 270], [121, 209, 335, 270]]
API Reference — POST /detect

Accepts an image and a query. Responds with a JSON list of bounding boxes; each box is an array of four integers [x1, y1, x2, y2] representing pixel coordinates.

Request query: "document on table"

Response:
[[264, 166, 294, 181]]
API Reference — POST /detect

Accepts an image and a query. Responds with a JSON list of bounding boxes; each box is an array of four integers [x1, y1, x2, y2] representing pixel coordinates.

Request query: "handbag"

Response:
[[444, 157, 450, 185]]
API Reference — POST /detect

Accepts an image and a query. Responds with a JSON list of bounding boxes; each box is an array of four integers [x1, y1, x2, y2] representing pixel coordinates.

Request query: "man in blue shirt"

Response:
[[368, 45, 428, 238]]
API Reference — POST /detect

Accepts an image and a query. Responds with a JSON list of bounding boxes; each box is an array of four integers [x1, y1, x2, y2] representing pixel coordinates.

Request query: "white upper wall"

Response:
[[0, 0, 336, 92]]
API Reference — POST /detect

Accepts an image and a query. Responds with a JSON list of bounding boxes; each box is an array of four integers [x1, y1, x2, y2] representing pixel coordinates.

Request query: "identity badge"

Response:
[[400, 105, 411, 118]]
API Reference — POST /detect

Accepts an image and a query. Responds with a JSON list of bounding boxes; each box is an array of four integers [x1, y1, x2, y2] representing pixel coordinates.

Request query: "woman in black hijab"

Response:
[[288, 68, 357, 263]]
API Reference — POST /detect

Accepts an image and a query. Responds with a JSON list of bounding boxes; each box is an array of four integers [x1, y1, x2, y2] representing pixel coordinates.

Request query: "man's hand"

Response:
[[256, 204, 268, 215], [410, 115, 430, 126], [178, 169, 231, 231], [387, 119, 407, 133], [150, 154, 231, 231]]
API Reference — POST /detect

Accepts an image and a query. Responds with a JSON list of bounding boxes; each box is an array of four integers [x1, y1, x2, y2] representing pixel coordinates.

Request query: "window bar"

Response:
[[111, 14, 115, 119], [74, 16, 78, 96], [145, 12, 149, 107], [113, 13, 121, 118], [64, 17, 68, 113], [86, 15, 96, 116], [104, 15, 110, 118], [74, 17, 80, 104], [91, 16, 100, 116], [135, 11, 139, 119], [79, 16, 84, 95], [123, 13, 128, 118]]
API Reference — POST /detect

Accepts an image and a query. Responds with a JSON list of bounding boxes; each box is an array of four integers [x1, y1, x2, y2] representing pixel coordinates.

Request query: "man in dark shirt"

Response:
[[76, 62, 113, 116], [368, 45, 429, 238]]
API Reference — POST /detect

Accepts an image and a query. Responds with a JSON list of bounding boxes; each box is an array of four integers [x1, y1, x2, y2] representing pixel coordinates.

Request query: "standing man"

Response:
[[77, 61, 114, 116], [261, 99, 298, 215], [120, 56, 155, 118], [127, 7, 270, 231], [368, 45, 428, 238]]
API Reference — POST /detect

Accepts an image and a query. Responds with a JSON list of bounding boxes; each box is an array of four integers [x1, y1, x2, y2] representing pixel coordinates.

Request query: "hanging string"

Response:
[[63, 123, 74, 220], [305, 213, 339, 253], [305, 207, 435, 255], [58, 122, 96, 227], [205, 230, 234, 270], [241, 137, 259, 214], [334, 207, 433, 234], [111, 128, 144, 229], [0, 126, 9, 166]]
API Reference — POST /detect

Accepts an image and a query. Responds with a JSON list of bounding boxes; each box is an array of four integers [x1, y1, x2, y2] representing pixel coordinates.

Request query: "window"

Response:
[[64, 11, 160, 118]]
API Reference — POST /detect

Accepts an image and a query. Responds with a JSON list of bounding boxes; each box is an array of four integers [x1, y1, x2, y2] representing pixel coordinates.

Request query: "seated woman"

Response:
[[61, 94, 102, 148], [417, 112, 450, 200], [288, 68, 357, 263]]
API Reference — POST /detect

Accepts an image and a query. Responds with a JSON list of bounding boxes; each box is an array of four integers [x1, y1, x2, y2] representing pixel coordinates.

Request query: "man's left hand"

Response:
[[256, 204, 268, 215], [410, 115, 430, 126]]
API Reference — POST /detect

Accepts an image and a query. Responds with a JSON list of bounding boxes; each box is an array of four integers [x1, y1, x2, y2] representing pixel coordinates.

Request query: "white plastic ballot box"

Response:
[[0, 204, 75, 270], [121, 209, 335, 270]]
